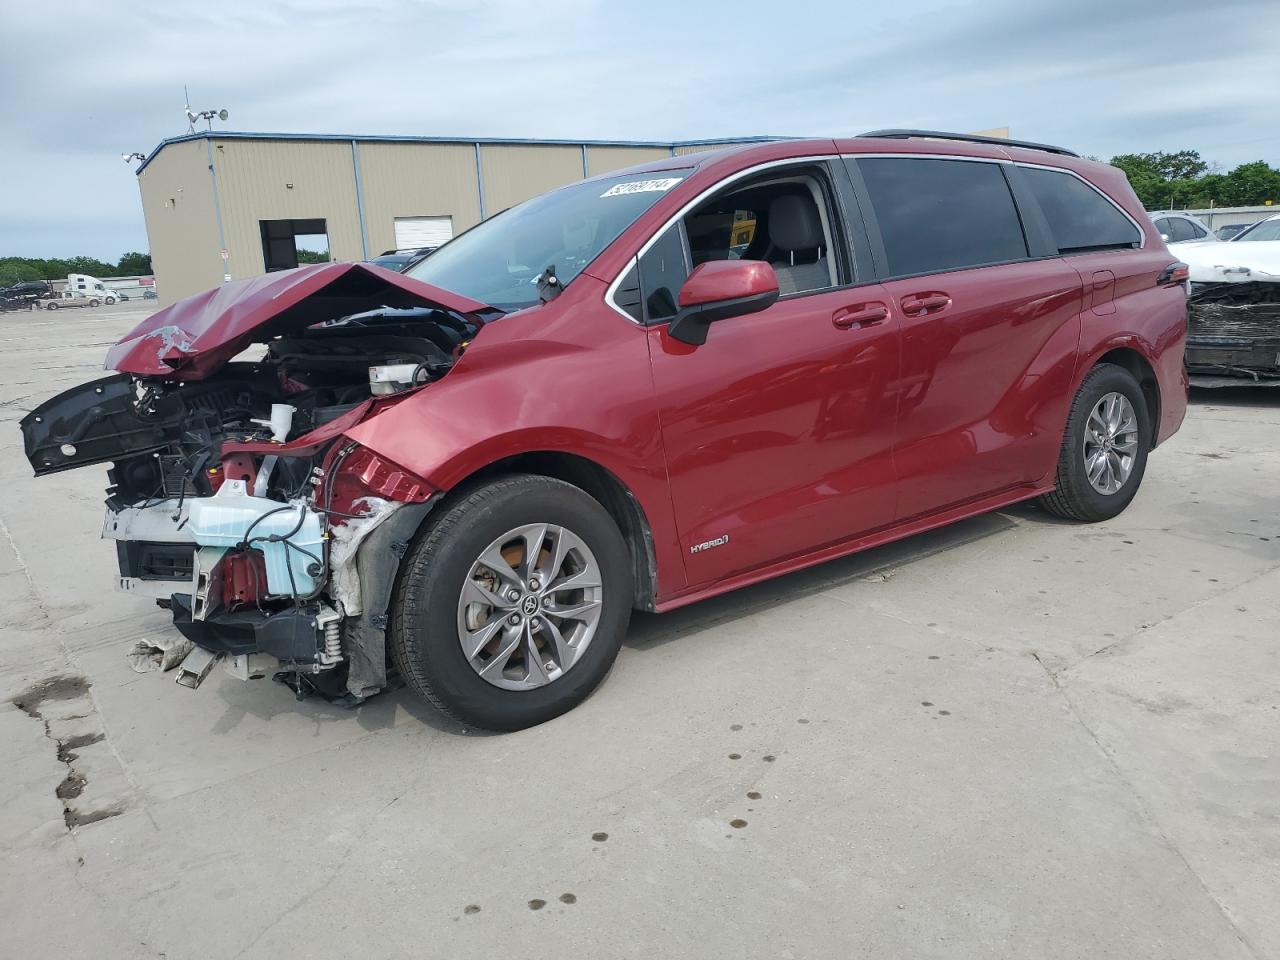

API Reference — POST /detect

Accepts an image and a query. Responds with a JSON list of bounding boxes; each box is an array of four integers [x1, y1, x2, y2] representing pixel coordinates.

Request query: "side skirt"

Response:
[[653, 483, 1051, 614]]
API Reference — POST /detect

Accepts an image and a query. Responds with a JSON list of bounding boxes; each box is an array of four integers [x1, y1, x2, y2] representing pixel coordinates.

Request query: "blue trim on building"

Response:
[[135, 130, 794, 175]]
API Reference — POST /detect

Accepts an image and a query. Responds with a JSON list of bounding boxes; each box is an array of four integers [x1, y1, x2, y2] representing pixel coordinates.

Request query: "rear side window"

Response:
[[857, 158, 1028, 277], [1022, 167, 1141, 253], [1186, 220, 1207, 239], [1168, 218, 1196, 242]]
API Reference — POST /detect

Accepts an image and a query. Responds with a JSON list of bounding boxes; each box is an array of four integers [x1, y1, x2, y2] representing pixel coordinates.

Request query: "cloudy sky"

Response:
[[2, 0, 1278, 261]]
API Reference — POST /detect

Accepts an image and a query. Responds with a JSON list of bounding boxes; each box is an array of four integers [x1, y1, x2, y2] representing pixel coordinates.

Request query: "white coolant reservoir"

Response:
[[250, 403, 296, 442], [186, 480, 324, 596]]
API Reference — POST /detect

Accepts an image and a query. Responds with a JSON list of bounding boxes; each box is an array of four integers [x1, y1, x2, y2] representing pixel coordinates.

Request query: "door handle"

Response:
[[832, 303, 889, 330], [900, 293, 951, 315]]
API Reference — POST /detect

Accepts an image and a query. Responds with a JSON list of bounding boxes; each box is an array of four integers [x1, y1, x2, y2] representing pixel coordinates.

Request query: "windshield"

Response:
[[407, 169, 691, 310], [1233, 218, 1280, 242]]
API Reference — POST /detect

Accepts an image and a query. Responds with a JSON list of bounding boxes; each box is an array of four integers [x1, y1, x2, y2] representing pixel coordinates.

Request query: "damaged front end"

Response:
[[20, 263, 497, 702], [1186, 282, 1280, 386], [1178, 240, 1280, 386]]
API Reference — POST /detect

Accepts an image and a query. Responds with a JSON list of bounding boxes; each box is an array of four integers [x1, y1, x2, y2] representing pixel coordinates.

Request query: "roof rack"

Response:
[[857, 129, 1080, 158]]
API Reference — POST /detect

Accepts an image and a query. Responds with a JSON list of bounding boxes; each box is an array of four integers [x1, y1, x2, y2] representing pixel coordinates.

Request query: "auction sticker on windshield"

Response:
[[600, 177, 683, 198]]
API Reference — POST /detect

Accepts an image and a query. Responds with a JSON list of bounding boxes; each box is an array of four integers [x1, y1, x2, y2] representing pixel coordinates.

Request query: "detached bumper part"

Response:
[[169, 594, 341, 670]]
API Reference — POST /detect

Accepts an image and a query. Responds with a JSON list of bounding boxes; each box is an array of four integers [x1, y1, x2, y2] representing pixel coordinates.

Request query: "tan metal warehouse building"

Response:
[[134, 132, 779, 304]]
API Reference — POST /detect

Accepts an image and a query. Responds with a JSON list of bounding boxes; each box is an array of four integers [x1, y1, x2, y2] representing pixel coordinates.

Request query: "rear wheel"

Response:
[[89, 298, 100, 306], [45, 301, 58, 310], [390, 474, 632, 731], [1039, 363, 1150, 522]]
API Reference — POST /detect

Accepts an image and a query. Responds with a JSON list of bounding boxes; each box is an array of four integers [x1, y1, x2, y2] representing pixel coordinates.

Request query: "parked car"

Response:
[[368, 247, 437, 272], [142, 288, 158, 300], [1149, 212, 1215, 244], [21, 130, 1189, 730], [1216, 222, 1255, 241], [1178, 213, 1280, 384]]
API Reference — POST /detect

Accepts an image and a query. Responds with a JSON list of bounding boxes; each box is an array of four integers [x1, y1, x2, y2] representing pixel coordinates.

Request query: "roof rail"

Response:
[[857, 129, 1080, 158]]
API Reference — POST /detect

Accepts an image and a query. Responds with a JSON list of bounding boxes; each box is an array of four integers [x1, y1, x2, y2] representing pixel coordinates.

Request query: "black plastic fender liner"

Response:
[[170, 593, 327, 664], [344, 499, 437, 699], [21, 374, 168, 475], [21, 364, 277, 476]]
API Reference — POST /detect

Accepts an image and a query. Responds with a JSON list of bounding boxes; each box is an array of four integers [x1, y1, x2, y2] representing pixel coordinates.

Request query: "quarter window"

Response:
[[857, 158, 1029, 277], [638, 224, 689, 323], [1022, 167, 1141, 253]]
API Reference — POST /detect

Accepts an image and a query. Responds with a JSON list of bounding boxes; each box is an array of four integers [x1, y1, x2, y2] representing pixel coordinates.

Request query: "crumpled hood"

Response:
[[106, 262, 497, 379], [1178, 239, 1280, 284]]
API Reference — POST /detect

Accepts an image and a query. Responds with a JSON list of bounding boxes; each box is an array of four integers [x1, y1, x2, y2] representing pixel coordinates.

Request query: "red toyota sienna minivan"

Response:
[[23, 130, 1189, 730]]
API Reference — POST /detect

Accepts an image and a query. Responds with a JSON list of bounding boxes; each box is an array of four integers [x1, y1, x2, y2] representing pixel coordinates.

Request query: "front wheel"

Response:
[[1039, 362, 1150, 522], [45, 301, 58, 310], [390, 474, 633, 731]]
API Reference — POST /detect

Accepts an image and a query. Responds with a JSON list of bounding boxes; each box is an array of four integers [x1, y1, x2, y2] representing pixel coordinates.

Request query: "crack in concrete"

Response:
[[1061, 561, 1280, 672], [1, 511, 155, 831], [1028, 652, 1264, 960], [11, 676, 123, 830]]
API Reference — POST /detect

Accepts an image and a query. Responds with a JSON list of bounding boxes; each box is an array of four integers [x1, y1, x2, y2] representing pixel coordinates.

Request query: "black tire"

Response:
[[45, 301, 57, 310], [89, 299, 100, 306], [390, 474, 633, 731], [1039, 362, 1150, 522]]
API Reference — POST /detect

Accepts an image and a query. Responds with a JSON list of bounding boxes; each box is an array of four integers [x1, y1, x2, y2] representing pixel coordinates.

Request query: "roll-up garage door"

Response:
[[393, 216, 453, 249]]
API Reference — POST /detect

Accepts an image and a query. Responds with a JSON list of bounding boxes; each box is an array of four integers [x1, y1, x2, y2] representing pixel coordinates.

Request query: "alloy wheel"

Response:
[[1083, 391, 1139, 495], [456, 523, 603, 690]]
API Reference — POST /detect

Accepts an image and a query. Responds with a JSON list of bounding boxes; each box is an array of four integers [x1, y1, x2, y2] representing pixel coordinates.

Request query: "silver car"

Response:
[[1148, 211, 1216, 244]]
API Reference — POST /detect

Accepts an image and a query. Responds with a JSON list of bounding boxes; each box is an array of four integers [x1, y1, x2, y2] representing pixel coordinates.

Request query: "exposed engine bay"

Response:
[[21, 265, 494, 702], [1186, 281, 1280, 385]]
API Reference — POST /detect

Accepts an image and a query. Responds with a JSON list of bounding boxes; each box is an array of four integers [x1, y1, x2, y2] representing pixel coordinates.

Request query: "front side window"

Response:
[[1022, 167, 1141, 254], [856, 157, 1029, 277], [407, 169, 691, 311], [622, 166, 848, 324]]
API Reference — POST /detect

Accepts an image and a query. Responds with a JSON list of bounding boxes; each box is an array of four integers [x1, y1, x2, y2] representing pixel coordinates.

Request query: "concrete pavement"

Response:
[[1, 302, 1276, 959]]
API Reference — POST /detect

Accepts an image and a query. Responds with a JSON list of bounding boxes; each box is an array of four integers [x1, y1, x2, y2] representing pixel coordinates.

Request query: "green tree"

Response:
[[1216, 161, 1280, 207], [65, 256, 117, 276], [296, 249, 331, 264], [116, 252, 153, 275], [1110, 151, 1208, 208], [1111, 150, 1280, 209]]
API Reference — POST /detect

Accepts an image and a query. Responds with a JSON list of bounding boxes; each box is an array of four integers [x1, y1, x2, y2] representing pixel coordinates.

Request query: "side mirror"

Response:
[[668, 260, 780, 345]]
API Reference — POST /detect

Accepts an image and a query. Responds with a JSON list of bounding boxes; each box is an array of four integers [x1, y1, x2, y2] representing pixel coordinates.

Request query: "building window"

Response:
[[259, 218, 330, 272]]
